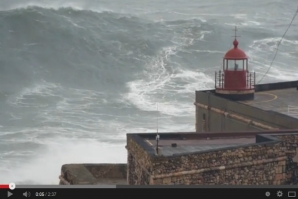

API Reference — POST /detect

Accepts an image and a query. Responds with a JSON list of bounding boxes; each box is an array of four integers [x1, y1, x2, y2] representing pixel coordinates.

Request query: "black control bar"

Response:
[[1, 187, 298, 199]]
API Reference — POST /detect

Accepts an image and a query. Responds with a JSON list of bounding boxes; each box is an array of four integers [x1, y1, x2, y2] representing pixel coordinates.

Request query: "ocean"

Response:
[[0, 0, 297, 184]]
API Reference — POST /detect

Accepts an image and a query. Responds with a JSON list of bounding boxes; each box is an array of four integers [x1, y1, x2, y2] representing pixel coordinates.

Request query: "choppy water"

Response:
[[0, 0, 297, 184]]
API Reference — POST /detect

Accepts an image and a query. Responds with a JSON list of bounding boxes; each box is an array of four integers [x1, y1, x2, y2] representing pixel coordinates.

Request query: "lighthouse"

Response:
[[215, 27, 255, 101]]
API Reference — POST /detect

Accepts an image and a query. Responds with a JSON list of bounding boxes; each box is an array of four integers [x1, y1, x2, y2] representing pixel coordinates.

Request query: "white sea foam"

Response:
[[225, 21, 261, 27], [246, 37, 298, 83], [0, 1, 114, 13], [0, 138, 126, 184], [124, 43, 214, 117], [194, 50, 225, 54], [1, 78, 133, 184], [8, 80, 61, 107], [265, 66, 298, 81], [233, 13, 247, 20], [250, 37, 298, 52]]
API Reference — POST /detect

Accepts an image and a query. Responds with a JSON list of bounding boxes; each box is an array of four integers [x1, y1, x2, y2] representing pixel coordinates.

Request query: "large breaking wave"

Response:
[[0, 0, 297, 184]]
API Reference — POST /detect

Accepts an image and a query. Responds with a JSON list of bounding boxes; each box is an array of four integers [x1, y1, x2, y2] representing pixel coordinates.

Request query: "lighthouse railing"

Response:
[[247, 71, 256, 89], [215, 70, 255, 89], [215, 71, 224, 88]]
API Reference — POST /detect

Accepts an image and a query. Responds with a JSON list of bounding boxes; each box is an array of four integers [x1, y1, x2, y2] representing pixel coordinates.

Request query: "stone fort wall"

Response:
[[59, 164, 127, 185], [274, 134, 298, 184], [127, 133, 298, 185], [126, 136, 152, 185]]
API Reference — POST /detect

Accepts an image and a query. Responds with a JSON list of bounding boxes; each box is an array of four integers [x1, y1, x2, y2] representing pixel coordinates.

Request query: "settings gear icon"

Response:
[[277, 190, 283, 197]]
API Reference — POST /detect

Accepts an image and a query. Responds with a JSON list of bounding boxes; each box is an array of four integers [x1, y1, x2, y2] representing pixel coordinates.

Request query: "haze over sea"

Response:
[[0, 0, 297, 184]]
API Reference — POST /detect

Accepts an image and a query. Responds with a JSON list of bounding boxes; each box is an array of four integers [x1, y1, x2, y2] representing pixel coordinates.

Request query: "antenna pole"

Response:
[[157, 103, 158, 135], [156, 103, 160, 155], [231, 26, 240, 39]]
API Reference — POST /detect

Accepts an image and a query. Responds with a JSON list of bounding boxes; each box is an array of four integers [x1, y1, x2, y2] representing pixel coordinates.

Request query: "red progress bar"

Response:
[[0, 184, 9, 189]]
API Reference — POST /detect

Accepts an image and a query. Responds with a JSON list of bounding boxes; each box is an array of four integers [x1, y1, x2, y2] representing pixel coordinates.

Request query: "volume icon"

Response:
[[23, 191, 31, 197]]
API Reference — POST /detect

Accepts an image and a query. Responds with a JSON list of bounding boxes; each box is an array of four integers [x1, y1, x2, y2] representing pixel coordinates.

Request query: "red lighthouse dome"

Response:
[[215, 27, 255, 101], [224, 39, 247, 60]]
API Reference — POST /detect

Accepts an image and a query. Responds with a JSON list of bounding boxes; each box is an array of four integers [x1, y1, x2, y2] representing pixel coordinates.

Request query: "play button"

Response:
[[7, 191, 13, 197]]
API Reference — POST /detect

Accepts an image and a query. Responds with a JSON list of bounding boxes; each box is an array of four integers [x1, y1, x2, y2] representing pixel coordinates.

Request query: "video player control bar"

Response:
[[1, 186, 298, 199]]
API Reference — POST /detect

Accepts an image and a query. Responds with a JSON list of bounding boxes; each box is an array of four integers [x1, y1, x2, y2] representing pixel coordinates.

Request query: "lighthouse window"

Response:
[[226, 60, 242, 71]]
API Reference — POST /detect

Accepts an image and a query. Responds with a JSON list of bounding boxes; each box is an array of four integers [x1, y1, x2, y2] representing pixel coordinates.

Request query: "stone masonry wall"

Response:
[[150, 142, 286, 185], [127, 136, 152, 185], [84, 164, 127, 179], [59, 164, 127, 185], [127, 134, 298, 185], [153, 162, 282, 185], [273, 134, 298, 185]]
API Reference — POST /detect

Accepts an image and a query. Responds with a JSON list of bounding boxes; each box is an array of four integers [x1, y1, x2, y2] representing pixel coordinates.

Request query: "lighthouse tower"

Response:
[[215, 27, 255, 101]]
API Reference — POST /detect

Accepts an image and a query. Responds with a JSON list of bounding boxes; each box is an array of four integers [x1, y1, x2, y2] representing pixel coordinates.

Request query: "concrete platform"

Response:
[[144, 136, 255, 156], [132, 131, 298, 157], [59, 164, 127, 185], [241, 88, 298, 118]]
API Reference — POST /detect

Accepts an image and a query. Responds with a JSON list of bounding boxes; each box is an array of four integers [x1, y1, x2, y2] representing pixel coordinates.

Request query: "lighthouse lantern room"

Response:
[[215, 27, 255, 101]]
